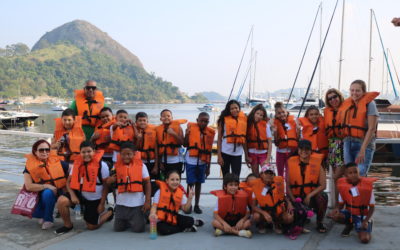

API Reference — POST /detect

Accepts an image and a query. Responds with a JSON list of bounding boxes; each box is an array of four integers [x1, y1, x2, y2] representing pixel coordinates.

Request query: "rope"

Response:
[[297, 0, 340, 117], [286, 3, 321, 108]]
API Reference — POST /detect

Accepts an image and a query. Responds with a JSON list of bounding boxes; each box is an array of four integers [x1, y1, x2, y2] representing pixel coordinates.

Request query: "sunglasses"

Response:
[[327, 94, 338, 101], [37, 148, 50, 153], [85, 86, 97, 91]]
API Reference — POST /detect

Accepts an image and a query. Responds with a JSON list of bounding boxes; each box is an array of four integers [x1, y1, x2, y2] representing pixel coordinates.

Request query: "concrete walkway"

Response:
[[0, 178, 398, 250]]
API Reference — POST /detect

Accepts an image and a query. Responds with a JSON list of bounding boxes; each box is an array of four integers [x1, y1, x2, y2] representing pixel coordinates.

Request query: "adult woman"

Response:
[[287, 140, 328, 233], [217, 100, 248, 177], [23, 139, 68, 229], [324, 88, 345, 178], [340, 80, 379, 176]]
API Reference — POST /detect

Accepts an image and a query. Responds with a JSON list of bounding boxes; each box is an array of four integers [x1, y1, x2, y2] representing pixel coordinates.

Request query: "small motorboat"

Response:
[[52, 105, 68, 111], [197, 104, 216, 112]]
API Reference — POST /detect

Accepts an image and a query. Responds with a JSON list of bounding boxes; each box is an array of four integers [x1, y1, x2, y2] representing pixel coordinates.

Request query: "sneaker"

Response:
[[38, 219, 44, 225], [238, 230, 252, 238], [194, 205, 203, 214], [341, 224, 353, 237], [215, 229, 223, 237], [54, 226, 73, 235], [302, 228, 311, 233], [184, 225, 198, 232], [194, 219, 204, 227], [184, 205, 192, 214], [42, 222, 54, 230], [257, 227, 267, 234]]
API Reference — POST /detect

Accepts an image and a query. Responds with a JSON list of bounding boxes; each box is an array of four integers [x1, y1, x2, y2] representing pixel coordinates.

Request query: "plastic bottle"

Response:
[[74, 204, 82, 220], [149, 216, 157, 240]]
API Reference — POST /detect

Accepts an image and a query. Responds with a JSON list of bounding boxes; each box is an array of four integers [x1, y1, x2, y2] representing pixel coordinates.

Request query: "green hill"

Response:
[[0, 20, 207, 103]]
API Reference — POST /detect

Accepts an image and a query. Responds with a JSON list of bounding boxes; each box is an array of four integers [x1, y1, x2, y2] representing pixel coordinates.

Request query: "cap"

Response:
[[261, 164, 275, 174], [298, 139, 312, 150]]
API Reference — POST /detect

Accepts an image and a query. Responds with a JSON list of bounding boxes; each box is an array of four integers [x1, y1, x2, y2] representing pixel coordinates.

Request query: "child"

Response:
[[55, 141, 113, 235], [53, 108, 85, 163], [332, 162, 376, 244], [135, 112, 158, 196], [239, 173, 257, 210], [107, 142, 151, 232], [249, 166, 286, 234], [246, 104, 272, 176], [109, 109, 135, 163], [272, 102, 298, 177], [155, 109, 186, 176], [91, 107, 115, 168], [211, 173, 252, 238], [217, 100, 248, 177], [184, 112, 216, 214], [149, 170, 204, 235], [298, 105, 328, 158]]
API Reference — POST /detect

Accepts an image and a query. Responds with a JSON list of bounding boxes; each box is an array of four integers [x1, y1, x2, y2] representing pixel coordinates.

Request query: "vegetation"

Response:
[[0, 43, 205, 103]]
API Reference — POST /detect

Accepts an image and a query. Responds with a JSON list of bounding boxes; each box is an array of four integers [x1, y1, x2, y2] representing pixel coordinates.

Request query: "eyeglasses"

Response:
[[37, 148, 50, 153], [85, 86, 97, 91], [327, 94, 338, 101]]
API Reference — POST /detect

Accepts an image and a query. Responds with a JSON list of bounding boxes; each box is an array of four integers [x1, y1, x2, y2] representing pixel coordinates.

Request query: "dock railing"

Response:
[[1, 130, 399, 208]]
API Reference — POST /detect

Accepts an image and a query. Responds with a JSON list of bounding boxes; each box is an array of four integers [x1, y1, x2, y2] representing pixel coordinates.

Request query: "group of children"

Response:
[[46, 100, 375, 244]]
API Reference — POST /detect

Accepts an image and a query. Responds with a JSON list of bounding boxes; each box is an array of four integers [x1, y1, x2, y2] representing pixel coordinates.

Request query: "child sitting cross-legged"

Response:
[[211, 173, 252, 238]]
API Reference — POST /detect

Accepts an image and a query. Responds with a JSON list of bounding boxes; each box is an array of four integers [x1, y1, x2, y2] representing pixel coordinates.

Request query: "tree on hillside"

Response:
[[0, 43, 30, 57]]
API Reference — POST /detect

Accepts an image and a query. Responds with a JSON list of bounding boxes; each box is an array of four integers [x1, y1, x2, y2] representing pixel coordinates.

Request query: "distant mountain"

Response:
[[200, 91, 226, 102], [0, 20, 195, 103], [32, 20, 143, 68]]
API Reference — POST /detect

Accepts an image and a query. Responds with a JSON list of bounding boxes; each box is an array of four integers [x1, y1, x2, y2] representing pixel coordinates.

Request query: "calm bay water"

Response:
[[0, 103, 399, 206]]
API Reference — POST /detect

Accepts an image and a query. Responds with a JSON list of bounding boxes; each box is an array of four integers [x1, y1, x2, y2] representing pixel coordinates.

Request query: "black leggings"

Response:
[[221, 153, 242, 177], [157, 214, 194, 235]]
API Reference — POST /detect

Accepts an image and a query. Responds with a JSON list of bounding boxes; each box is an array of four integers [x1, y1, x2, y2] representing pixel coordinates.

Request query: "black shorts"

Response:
[[62, 192, 101, 225], [225, 217, 241, 227], [83, 199, 101, 225]]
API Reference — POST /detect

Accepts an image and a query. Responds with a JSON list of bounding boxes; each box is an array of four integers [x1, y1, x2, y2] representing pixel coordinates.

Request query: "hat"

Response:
[[261, 164, 275, 174], [298, 139, 312, 150]]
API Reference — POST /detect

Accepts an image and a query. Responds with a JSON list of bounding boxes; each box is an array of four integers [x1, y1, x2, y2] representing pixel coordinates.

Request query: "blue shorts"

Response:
[[340, 210, 373, 233], [185, 162, 207, 184]]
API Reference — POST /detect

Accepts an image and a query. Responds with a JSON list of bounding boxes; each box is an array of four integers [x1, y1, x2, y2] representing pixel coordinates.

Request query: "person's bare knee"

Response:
[[359, 232, 371, 244], [252, 212, 261, 223], [57, 196, 71, 208]]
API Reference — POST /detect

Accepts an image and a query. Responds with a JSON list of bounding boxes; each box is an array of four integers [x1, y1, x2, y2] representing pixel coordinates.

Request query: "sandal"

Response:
[[317, 222, 327, 233]]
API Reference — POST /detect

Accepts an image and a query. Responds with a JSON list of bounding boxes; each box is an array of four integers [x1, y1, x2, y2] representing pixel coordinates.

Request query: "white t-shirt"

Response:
[[161, 155, 181, 164], [116, 163, 150, 207], [248, 124, 272, 154], [221, 125, 244, 156], [185, 152, 206, 165], [69, 161, 110, 201], [153, 189, 187, 205], [276, 119, 296, 153]]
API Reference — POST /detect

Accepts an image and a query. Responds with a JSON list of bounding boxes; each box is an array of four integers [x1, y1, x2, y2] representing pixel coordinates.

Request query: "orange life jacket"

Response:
[[337, 177, 377, 216], [137, 124, 157, 162], [187, 122, 216, 164], [70, 150, 104, 192], [109, 125, 135, 151], [299, 117, 328, 156], [247, 119, 270, 150], [324, 106, 345, 139], [274, 115, 298, 149], [156, 119, 187, 158], [223, 112, 247, 145], [288, 153, 323, 198], [156, 181, 184, 225], [54, 116, 85, 162], [115, 152, 143, 193], [94, 119, 115, 153], [210, 189, 249, 220], [340, 92, 380, 139], [75, 89, 105, 127], [249, 177, 285, 216], [239, 181, 254, 205], [25, 151, 67, 189]]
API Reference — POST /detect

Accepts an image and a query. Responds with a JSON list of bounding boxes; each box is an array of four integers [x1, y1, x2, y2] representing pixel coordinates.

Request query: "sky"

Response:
[[1, 0, 400, 98]]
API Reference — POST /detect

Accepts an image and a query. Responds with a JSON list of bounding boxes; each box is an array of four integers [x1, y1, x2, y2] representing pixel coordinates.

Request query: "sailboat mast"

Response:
[[318, 3, 323, 98], [338, 0, 345, 91], [253, 51, 258, 98], [368, 9, 373, 91], [248, 30, 254, 102]]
